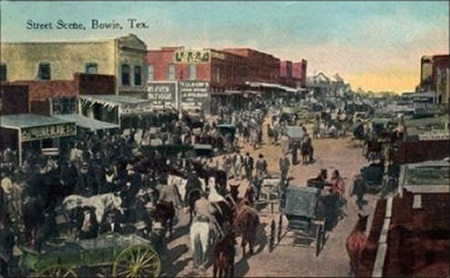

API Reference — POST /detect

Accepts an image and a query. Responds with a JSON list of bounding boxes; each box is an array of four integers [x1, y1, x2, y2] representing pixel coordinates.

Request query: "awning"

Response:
[[245, 81, 298, 93], [54, 114, 119, 130], [0, 113, 74, 129], [79, 95, 153, 115]]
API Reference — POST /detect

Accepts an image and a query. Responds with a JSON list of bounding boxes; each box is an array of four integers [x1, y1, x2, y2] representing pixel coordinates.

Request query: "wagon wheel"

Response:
[[112, 244, 161, 278], [315, 224, 324, 257], [36, 265, 77, 278]]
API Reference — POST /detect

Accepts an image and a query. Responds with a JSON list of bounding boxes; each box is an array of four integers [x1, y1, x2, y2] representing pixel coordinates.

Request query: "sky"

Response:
[[1, 1, 448, 93]]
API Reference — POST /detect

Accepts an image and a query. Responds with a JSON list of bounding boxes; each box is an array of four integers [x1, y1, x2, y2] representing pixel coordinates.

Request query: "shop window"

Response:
[[134, 65, 142, 86], [0, 64, 6, 81], [167, 64, 175, 81], [52, 97, 76, 115], [85, 63, 98, 74], [121, 64, 130, 85], [188, 64, 196, 80], [38, 63, 51, 80], [148, 64, 154, 81]]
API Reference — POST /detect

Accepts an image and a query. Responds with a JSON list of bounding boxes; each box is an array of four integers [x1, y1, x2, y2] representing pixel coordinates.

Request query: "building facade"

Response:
[[419, 54, 449, 104], [293, 59, 308, 88], [0, 34, 147, 97], [147, 47, 248, 92]]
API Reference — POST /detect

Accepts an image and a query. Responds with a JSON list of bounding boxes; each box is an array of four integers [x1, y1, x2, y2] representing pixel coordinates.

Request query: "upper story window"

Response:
[[85, 63, 98, 74], [167, 64, 175, 81], [134, 65, 142, 86], [121, 64, 130, 86], [148, 65, 154, 81], [188, 64, 196, 80], [38, 63, 51, 80], [0, 64, 6, 82]]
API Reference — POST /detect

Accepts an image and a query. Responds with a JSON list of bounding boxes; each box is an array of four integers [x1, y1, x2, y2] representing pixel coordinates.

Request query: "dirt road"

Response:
[[161, 114, 375, 277]]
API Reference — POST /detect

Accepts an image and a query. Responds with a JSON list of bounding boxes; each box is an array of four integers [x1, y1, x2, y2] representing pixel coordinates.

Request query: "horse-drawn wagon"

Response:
[[254, 175, 282, 213], [273, 186, 327, 257], [19, 233, 161, 277], [284, 126, 305, 148]]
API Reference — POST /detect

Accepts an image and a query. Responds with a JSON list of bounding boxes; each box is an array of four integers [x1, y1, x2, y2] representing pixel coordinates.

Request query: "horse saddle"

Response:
[[195, 214, 210, 223]]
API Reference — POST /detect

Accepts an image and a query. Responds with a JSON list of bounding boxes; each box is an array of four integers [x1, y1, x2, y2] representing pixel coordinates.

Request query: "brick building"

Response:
[[147, 47, 248, 92], [1, 73, 116, 116], [420, 54, 449, 104], [280, 61, 294, 87], [293, 59, 308, 88], [222, 48, 280, 84]]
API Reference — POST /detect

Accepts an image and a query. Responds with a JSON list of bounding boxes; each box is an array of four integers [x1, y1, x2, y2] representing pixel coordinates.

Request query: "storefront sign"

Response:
[[21, 123, 76, 142], [147, 82, 178, 109], [180, 81, 210, 111], [174, 49, 210, 64], [211, 51, 226, 60], [120, 103, 153, 115]]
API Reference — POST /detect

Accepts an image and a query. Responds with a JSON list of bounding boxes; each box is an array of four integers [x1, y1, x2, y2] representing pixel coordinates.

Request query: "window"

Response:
[[51, 97, 76, 115], [121, 64, 130, 85], [148, 65, 154, 81], [38, 63, 51, 80], [85, 63, 98, 74], [167, 64, 175, 81], [134, 65, 142, 86], [0, 64, 6, 81], [188, 64, 196, 80]]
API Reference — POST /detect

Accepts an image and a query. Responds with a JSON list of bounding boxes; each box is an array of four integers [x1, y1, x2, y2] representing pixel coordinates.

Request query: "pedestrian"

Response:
[[243, 152, 254, 181], [232, 150, 243, 180], [255, 154, 268, 182], [279, 154, 290, 189], [291, 142, 299, 165]]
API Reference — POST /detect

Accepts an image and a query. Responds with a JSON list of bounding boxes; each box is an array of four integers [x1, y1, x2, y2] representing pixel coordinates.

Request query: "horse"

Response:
[[345, 213, 370, 275], [188, 188, 202, 224], [213, 231, 237, 278], [233, 198, 260, 256], [150, 201, 176, 237], [190, 214, 211, 271], [63, 193, 123, 224]]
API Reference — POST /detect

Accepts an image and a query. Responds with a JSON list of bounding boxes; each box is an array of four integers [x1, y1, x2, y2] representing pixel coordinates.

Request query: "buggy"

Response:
[[284, 126, 305, 148], [19, 233, 162, 277], [254, 175, 282, 214], [273, 186, 327, 257]]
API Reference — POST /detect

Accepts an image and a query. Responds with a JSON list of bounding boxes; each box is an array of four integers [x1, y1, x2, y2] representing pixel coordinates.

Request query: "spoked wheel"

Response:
[[315, 224, 324, 257], [36, 265, 77, 278], [112, 244, 161, 278]]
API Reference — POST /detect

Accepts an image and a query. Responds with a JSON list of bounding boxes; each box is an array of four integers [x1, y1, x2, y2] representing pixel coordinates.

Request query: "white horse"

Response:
[[208, 177, 225, 203], [190, 217, 211, 271], [63, 193, 123, 224]]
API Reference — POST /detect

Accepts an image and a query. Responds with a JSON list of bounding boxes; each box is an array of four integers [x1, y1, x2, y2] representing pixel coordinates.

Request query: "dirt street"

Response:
[[162, 114, 376, 277]]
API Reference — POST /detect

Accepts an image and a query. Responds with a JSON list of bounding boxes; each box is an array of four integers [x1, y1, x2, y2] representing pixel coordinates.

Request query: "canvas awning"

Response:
[[54, 114, 119, 131], [79, 95, 153, 116], [1, 113, 74, 129], [245, 81, 299, 93]]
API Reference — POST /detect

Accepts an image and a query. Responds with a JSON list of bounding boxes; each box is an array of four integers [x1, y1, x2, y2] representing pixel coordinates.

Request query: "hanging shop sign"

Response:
[[147, 81, 178, 109], [21, 123, 76, 142], [120, 102, 153, 115], [174, 49, 210, 64]]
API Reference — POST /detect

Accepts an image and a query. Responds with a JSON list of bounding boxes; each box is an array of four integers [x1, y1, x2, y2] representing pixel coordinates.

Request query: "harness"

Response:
[[195, 214, 210, 223]]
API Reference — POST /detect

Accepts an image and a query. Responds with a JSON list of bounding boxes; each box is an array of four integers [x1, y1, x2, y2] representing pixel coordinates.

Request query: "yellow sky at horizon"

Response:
[[346, 68, 421, 94]]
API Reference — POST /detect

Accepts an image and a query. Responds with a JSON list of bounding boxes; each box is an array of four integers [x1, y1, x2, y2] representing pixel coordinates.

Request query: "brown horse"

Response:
[[213, 231, 237, 278], [345, 213, 370, 275], [234, 198, 260, 256], [151, 201, 176, 237]]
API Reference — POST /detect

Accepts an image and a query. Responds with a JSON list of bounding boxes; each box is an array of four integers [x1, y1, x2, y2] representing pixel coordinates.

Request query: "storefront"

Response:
[[0, 114, 76, 165], [79, 95, 154, 129]]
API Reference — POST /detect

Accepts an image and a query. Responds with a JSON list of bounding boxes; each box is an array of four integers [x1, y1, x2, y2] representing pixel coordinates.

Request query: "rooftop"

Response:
[[0, 113, 74, 129]]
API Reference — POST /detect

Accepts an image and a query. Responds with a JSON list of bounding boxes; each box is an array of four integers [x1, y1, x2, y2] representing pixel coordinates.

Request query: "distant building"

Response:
[[419, 54, 449, 104], [293, 59, 308, 88], [0, 34, 147, 97]]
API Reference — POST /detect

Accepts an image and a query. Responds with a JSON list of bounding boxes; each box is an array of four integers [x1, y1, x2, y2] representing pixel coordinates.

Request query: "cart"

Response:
[[274, 186, 326, 257], [19, 233, 162, 277], [284, 126, 305, 148], [254, 176, 282, 214]]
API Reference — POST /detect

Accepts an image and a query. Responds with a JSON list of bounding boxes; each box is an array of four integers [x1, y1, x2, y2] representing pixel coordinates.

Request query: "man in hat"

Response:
[[99, 210, 122, 234], [232, 150, 243, 180], [185, 170, 201, 206], [243, 152, 254, 181], [75, 161, 96, 196], [255, 154, 268, 182], [279, 154, 291, 189]]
